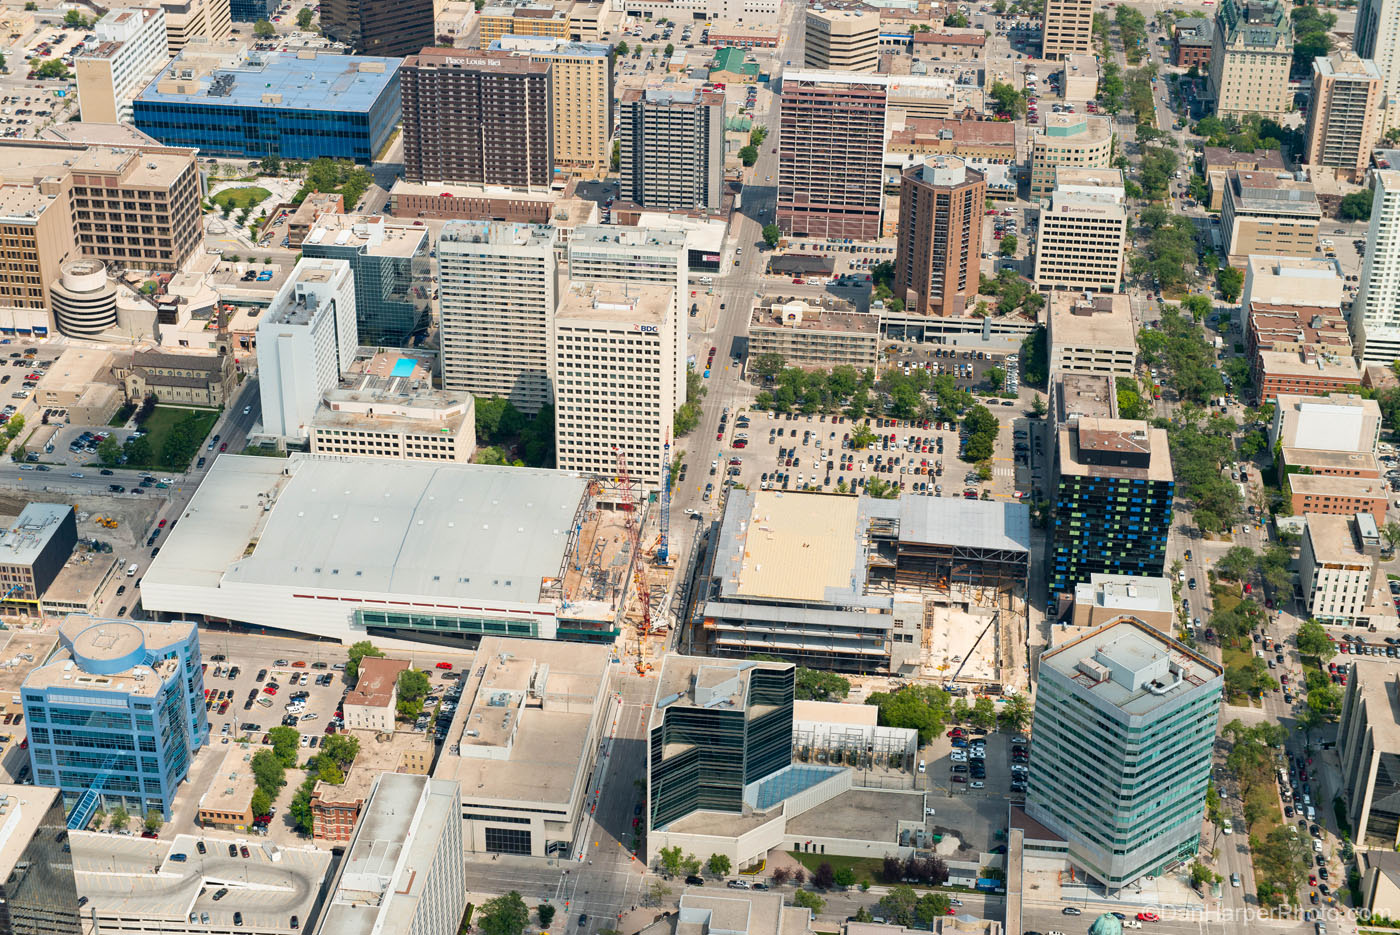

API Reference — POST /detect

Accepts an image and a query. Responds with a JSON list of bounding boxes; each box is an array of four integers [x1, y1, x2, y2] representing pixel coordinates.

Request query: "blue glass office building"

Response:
[[133, 51, 401, 162], [22, 616, 208, 820]]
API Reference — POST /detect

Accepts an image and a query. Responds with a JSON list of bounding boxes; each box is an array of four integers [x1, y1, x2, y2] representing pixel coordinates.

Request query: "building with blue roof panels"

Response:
[[133, 48, 401, 161], [22, 615, 208, 823]]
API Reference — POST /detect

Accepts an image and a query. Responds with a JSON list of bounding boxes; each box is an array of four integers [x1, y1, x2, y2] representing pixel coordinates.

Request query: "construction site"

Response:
[[693, 490, 1034, 692]]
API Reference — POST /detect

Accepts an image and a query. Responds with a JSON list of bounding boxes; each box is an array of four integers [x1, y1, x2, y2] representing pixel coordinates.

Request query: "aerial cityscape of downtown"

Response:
[[0, 0, 1395, 930]]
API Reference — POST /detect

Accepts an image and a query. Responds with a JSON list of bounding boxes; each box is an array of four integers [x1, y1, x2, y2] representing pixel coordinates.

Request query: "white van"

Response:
[[126, 562, 138, 577]]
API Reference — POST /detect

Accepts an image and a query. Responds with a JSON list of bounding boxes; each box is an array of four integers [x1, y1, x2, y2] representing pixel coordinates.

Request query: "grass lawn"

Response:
[[212, 186, 271, 212], [131, 405, 220, 470], [788, 852, 885, 886]]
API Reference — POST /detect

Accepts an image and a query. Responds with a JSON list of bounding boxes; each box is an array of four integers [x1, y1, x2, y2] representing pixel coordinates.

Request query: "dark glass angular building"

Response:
[[647, 658, 794, 831], [300, 214, 431, 346], [320, 0, 434, 57], [1049, 417, 1175, 600], [0, 786, 81, 935]]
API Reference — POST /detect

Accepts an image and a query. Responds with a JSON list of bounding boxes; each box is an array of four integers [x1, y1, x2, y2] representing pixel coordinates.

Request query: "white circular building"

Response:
[[51, 260, 117, 337]]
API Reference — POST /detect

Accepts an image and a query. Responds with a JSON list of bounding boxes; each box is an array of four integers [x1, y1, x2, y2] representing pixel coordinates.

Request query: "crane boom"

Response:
[[657, 436, 671, 565]]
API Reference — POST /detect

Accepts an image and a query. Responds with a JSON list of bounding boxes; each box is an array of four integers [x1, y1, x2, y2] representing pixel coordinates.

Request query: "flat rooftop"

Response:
[[1246, 255, 1343, 309], [264, 259, 347, 326], [1280, 448, 1378, 473], [315, 774, 459, 935], [314, 729, 431, 806], [1041, 617, 1221, 717], [436, 637, 610, 808], [405, 48, 551, 74], [1053, 371, 1118, 422], [1049, 292, 1136, 350], [557, 281, 672, 323], [890, 116, 1015, 148], [440, 219, 557, 248], [1037, 112, 1112, 143], [0, 503, 70, 567], [138, 49, 401, 112], [783, 787, 924, 839], [303, 214, 427, 257], [143, 455, 590, 607], [1073, 573, 1175, 617], [73, 830, 331, 930], [752, 299, 877, 334], [198, 743, 259, 817], [881, 496, 1031, 555], [1257, 348, 1360, 379], [650, 655, 791, 731], [1344, 661, 1400, 751], [1229, 170, 1321, 215], [1305, 512, 1369, 563], [25, 616, 194, 698], [674, 889, 811, 935], [1059, 418, 1173, 482], [722, 491, 863, 602], [0, 785, 62, 881], [1290, 473, 1387, 499], [0, 140, 195, 189], [570, 224, 688, 251]]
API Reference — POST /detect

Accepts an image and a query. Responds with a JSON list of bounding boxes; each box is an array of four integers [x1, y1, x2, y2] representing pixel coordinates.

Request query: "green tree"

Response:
[[396, 668, 432, 721], [97, 435, 123, 467], [288, 776, 316, 833], [970, 696, 997, 730], [707, 854, 732, 877], [319, 732, 360, 770], [1031, 393, 1047, 417], [616, 40, 629, 55], [317, 761, 345, 785], [985, 367, 1005, 392], [250, 749, 286, 794], [33, 59, 69, 79], [988, 81, 1024, 117], [610, 139, 621, 172], [1340, 190, 1373, 221], [479, 892, 530, 935], [253, 18, 276, 36], [1216, 266, 1244, 302], [268, 726, 301, 768], [1018, 326, 1047, 386], [876, 886, 918, 926], [659, 846, 685, 876], [792, 890, 825, 914], [833, 867, 857, 888], [144, 809, 162, 832], [108, 806, 130, 830], [944, 9, 969, 25], [345, 640, 384, 681], [998, 234, 1017, 256], [865, 684, 951, 743], [999, 691, 1031, 731], [738, 145, 758, 167], [250, 787, 272, 818], [664, 42, 675, 56], [125, 434, 153, 468], [914, 893, 951, 929], [537, 905, 556, 928], [762, 223, 781, 248], [795, 668, 850, 701], [752, 353, 785, 378], [296, 6, 314, 28], [851, 424, 877, 449], [1217, 545, 1257, 582]]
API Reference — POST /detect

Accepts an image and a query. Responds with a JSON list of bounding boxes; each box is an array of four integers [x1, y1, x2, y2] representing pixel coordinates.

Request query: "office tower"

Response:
[[74, 7, 168, 123], [647, 657, 794, 836], [1209, 0, 1293, 119], [1041, 0, 1094, 59], [568, 225, 688, 408], [438, 221, 558, 413], [23, 615, 209, 821], [1049, 418, 1174, 598], [1305, 52, 1384, 182], [1029, 113, 1113, 205], [320, 0, 433, 55], [893, 155, 985, 316], [257, 259, 359, 439], [804, 9, 879, 72], [1033, 167, 1128, 293], [778, 71, 887, 240], [314, 774, 465, 935], [1356, 0, 1400, 119], [301, 213, 431, 346], [229, 0, 271, 20], [619, 85, 725, 210], [0, 505, 78, 614], [1047, 291, 1137, 378], [400, 50, 553, 189], [1220, 170, 1322, 266], [0, 184, 75, 336], [1027, 617, 1222, 890], [134, 48, 403, 162], [157, 0, 230, 52], [1353, 171, 1400, 364], [490, 36, 613, 173], [0, 785, 82, 935], [553, 281, 677, 486], [1299, 513, 1382, 626], [1338, 662, 1400, 848]]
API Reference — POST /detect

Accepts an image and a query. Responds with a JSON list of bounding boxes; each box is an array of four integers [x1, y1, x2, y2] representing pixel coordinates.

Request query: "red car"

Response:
[[219, 442, 228, 452], [263, 685, 277, 695], [1136, 913, 1159, 922], [292, 660, 307, 667], [435, 662, 453, 670], [158, 519, 167, 528]]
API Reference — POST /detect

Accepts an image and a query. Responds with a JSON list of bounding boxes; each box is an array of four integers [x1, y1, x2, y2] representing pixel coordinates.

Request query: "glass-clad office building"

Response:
[[0, 786, 82, 935], [302, 217, 432, 345], [22, 616, 208, 820], [647, 659, 794, 829], [133, 50, 402, 161]]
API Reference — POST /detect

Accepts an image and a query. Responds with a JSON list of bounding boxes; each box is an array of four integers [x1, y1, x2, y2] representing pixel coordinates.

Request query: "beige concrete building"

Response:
[[75, 8, 169, 124], [310, 385, 476, 463], [910, 30, 986, 61], [1061, 53, 1098, 101], [479, 2, 570, 41], [1042, 0, 1093, 59], [1305, 52, 1384, 182], [1208, 0, 1293, 119], [196, 743, 258, 829], [804, 9, 880, 72], [1048, 291, 1137, 378], [1071, 573, 1176, 633], [159, 0, 231, 52], [1300, 512, 1382, 625], [749, 297, 879, 371], [1029, 114, 1113, 204], [886, 116, 1016, 163], [0, 139, 203, 273], [1201, 147, 1288, 210], [117, 350, 237, 407], [552, 280, 677, 487], [1033, 168, 1128, 294], [35, 348, 123, 425], [1360, 851, 1400, 920], [343, 656, 411, 733], [0, 184, 76, 335], [1221, 170, 1321, 266], [1271, 392, 1383, 454], [489, 35, 613, 174]]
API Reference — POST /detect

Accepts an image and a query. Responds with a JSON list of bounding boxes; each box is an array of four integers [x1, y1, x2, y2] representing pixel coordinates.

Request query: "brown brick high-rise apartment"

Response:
[[895, 156, 985, 316], [778, 71, 887, 241], [401, 50, 553, 190]]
